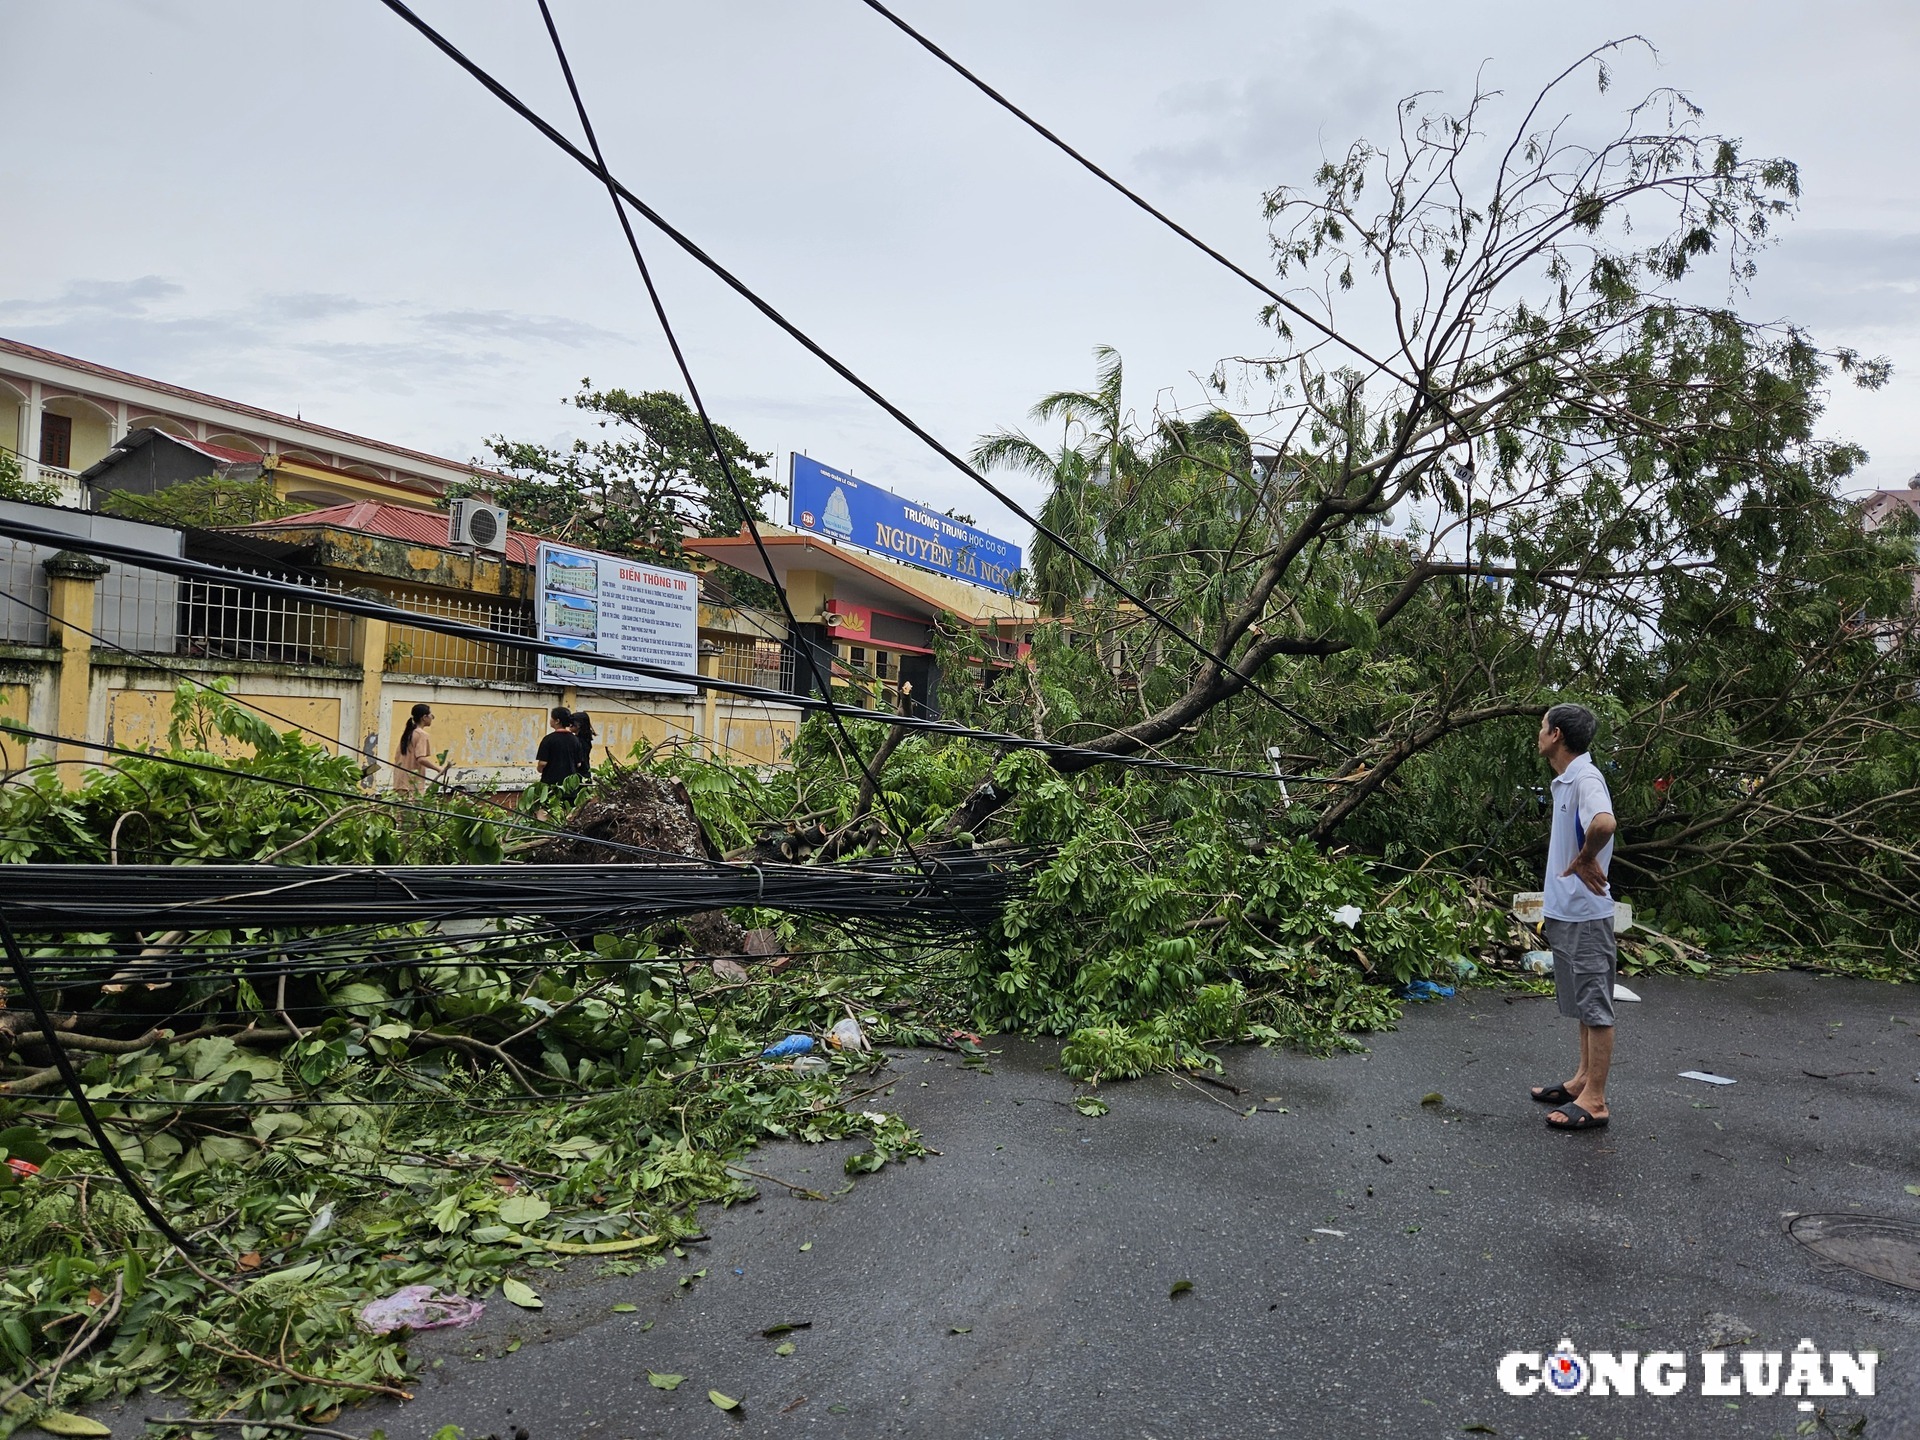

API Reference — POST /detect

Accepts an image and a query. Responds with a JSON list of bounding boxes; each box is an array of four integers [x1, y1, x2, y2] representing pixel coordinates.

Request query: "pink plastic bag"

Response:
[[358, 1285, 484, 1334]]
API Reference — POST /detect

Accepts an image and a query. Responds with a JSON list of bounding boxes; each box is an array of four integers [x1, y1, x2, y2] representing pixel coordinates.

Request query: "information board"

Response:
[[788, 454, 1023, 596], [534, 541, 698, 694]]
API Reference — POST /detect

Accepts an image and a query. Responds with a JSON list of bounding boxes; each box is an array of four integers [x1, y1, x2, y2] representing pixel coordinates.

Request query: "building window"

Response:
[[39, 413, 72, 469], [874, 649, 892, 679]]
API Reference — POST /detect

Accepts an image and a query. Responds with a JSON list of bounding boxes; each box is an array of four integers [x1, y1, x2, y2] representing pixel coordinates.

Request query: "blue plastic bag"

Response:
[[762, 1034, 815, 1058], [1402, 980, 1456, 1002]]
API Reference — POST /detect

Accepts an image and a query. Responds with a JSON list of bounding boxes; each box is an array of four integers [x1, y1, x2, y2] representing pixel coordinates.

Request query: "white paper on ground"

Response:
[[1612, 984, 1641, 1002], [1678, 1070, 1736, 1085]]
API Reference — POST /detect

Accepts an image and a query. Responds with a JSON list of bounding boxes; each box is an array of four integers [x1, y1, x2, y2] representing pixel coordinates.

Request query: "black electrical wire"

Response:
[[0, 860, 1030, 934], [532, 0, 979, 951], [852, 0, 1428, 393], [371, 0, 1354, 760], [0, 516, 1338, 785], [0, 907, 197, 1252], [21, 916, 969, 990]]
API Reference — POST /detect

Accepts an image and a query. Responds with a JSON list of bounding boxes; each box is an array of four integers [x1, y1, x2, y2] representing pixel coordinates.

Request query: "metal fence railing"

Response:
[[713, 634, 796, 694], [386, 588, 536, 684], [93, 560, 180, 655], [175, 568, 353, 666], [0, 538, 50, 646]]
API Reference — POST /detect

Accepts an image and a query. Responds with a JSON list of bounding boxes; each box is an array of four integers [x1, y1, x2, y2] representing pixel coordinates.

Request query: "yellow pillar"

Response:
[[43, 551, 110, 783], [698, 644, 722, 760], [351, 613, 389, 779]]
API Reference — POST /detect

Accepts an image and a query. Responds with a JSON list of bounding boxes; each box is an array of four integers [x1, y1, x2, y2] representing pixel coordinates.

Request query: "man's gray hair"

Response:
[[1545, 702, 1599, 755]]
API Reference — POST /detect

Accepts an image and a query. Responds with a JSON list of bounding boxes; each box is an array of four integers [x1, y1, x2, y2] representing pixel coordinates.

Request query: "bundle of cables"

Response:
[[0, 855, 1036, 936]]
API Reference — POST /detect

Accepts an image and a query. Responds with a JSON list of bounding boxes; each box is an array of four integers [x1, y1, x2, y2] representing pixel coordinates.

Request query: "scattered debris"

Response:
[[1420, 1092, 1444, 1107], [1612, 983, 1641, 1002], [1523, 950, 1554, 976], [1332, 904, 1364, 928], [828, 1017, 870, 1052], [357, 1286, 484, 1335], [1403, 981, 1455, 1002], [1679, 1071, 1737, 1086], [1168, 1279, 1194, 1299], [1312, 1228, 1347, 1238], [762, 1034, 815, 1059], [1702, 1312, 1758, 1348]]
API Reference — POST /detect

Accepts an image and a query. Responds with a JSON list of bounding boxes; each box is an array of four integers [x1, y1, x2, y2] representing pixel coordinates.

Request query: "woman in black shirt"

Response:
[[535, 706, 584, 787]]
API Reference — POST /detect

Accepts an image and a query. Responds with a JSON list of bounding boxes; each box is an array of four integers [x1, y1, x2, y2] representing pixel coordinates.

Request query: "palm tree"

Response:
[[971, 346, 1139, 617]]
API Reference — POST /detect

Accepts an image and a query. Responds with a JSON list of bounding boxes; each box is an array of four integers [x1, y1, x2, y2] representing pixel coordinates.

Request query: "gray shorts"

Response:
[[1544, 916, 1617, 1028]]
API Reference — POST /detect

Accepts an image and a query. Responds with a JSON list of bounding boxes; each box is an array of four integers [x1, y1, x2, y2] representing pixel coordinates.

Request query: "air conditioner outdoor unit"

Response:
[[448, 499, 509, 554]]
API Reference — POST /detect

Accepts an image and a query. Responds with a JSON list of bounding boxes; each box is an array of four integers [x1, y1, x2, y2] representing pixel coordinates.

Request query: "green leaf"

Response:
[[31, 1414, 114, 1437], [1420, 1092, 1444, 1107], [501, 1277, 542, 1309], [1169, 1279, 1193, 1299], [498, 1195, 552, 1227], [429, 1194, 468, 1234], [708, 1390, 740, 1411], [1906, 1185, 1920, 1196], [612, 1303, 638, 1313], [775, 1342, 795, 1357], [330, 982, 391, 1017], [1072, 1096, 1109, 1117], [246, 1259, 321, 1292], [950, 1326, 972, 1334], [648, 1372, 684, 1391]]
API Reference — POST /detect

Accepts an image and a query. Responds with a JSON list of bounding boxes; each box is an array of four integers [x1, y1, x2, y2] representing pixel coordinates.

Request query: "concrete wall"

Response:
[[0, 528, 802, 788], [0, 646, 799, 790]]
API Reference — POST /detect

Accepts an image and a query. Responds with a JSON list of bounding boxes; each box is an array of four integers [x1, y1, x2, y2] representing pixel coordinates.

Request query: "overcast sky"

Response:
[[3, 1, 1916, 543]]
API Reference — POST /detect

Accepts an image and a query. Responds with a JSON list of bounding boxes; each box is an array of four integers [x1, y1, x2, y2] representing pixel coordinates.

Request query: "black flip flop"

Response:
[[1546, 1102, 1609, 1131], [1530, 1083, 1576, 1105]]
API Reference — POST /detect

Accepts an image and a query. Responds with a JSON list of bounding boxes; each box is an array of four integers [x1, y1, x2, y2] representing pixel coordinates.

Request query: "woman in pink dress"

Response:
[[393, 703, 446, 793]]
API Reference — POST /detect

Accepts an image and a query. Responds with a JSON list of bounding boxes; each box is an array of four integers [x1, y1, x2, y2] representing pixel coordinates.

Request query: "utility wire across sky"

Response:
[[372, 0, 1356, 761]]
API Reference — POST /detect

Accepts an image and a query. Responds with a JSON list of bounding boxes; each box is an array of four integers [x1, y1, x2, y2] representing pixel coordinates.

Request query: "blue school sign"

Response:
[[788, 453, 1024, 596]]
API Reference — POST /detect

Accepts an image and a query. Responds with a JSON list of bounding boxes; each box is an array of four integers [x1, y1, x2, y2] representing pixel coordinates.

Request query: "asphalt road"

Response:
[[120, 969, 1920, 1439]]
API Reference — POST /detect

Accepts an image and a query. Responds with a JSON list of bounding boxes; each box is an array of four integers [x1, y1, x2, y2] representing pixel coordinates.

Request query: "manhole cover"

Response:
[[1788, 1214, 1920, 1292]]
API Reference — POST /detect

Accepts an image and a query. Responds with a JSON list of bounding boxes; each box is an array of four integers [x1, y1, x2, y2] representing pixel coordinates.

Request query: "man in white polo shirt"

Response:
[[1527, 702, 1619, 1132]]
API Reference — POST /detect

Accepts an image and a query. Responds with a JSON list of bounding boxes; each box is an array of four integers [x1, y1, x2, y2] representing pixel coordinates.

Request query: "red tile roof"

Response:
[[173, 434, 267, 466], [237, 500, 543, 566]]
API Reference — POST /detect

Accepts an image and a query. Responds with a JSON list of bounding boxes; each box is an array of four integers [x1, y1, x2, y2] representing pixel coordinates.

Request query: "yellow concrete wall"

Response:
[[382, 687, 798, 781], [715, 706, 798, 766], [0, 682, 31, 771], [390, 694, 550, 779], [107, 688, 344, 757]]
